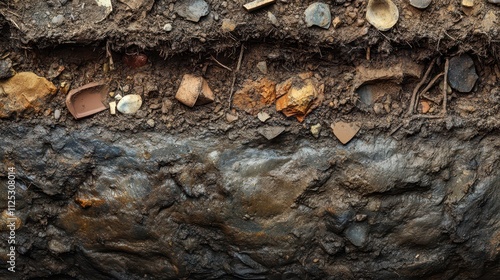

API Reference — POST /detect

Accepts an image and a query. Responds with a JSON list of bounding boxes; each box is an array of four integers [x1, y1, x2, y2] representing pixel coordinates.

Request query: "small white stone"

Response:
[[117, 94, 142, 114], [163, 23, 173, 32], [257, 111, 271, 122], [109, 101, 116, 115], [54, 109, 61, 120]]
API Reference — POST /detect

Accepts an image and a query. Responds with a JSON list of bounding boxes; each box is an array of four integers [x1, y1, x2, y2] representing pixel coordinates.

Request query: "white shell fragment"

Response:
[[117, 94, 142, 114], [366, 0, 399, 31]]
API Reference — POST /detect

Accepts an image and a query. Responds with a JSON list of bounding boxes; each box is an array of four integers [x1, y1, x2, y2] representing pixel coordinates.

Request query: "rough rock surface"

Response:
[[0, 72, 57, 118], [1, 126, 500, 279]]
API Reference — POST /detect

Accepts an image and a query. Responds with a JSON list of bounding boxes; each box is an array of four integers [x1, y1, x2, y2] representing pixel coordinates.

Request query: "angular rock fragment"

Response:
[[447, 54, 478, 93], [257, 111, 270, 122], [304, 2, 331, 29], [175, 74, 214, 107], [0, 59, 15, 80], [258, 126, 285, 140], [175, 0, 210, 22], [275, 73, 324, 122], [0, 72, 57, 118], [109, 101, 117, 115], [331, 121, 360, 145], [233, 77, 276, 114]]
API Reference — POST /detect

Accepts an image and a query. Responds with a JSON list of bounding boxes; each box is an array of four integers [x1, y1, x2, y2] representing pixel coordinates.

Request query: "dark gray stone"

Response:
[[448, 54, 478, 93], [0, 59, 15, 79]]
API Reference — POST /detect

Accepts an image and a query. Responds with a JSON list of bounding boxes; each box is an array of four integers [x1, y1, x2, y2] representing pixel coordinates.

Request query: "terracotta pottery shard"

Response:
[[66, 82, 109, 119], [331, 121, 360, 145], [175, 74, 215, 107]]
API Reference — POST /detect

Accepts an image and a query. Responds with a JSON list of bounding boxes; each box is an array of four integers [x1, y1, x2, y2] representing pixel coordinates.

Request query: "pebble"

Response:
[[48, 239, 71, 254], [268, 12, 278, 26], [257, 111, 270, 122], [420, 100, 430, 114], [310, 123, 321, 138], [163, 23, 173, 32], [226, 113, 238, 122], [373, 103, 384, 114], [51, 15, 64, 26], [117, 94, 142, 114], [221, 19, 237, 32], [147, 119, 155, 127], [332, 17, 341, 28], [448, 54, 478, 93], [256, 61, 268, 74], [409, 0, 432, 9], [304, 3, 331, 29], [345, 223, 369, 247], [161, 99, 173, 114], [54, 109, 61, 120], [175, 0, 210, 22], [0, 59, 15, 79]]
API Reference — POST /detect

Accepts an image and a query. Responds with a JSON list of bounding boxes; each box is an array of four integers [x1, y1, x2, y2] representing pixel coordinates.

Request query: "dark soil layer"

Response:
[[1, 1, 500, 279]]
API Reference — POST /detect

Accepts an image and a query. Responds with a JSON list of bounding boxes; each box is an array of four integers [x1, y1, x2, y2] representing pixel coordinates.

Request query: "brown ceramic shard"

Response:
[[65, 82, 109, 119], [331, 121, 361, 145]]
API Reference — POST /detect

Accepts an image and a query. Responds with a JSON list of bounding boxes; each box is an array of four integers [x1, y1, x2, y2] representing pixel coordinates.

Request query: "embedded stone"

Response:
[[409, 0, 432, 9], [448, 54, 478, 93], [175, 0, 210, 22], [117, 94, 143, 114], [0, 72, 57, 118], [304, 3, 331, 29]]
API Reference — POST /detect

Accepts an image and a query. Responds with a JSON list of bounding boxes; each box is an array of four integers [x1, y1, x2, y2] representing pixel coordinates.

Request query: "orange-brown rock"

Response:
[[0, 72, 57, 118], [275, 73, 324, 122], [233, 77, 276, 115]]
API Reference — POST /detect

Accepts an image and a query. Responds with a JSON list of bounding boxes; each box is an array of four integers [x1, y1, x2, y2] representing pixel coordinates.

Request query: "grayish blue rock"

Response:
[[304, 2, 331, 29], [175, 0, 210, 23]]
